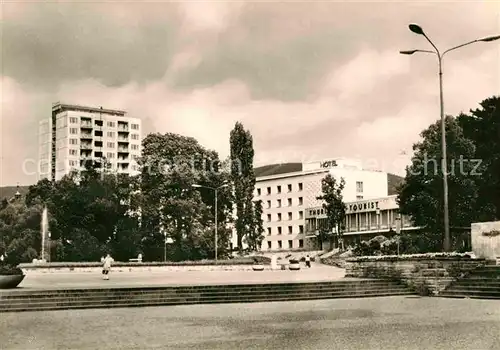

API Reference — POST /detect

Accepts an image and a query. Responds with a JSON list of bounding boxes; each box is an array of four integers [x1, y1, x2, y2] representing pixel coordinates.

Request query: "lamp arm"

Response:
[[442, 39, 479, 58]]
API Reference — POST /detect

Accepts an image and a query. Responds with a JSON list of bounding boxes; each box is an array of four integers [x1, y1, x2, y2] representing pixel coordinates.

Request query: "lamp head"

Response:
[[409, 24, 425, 35], [400, 50, 417, 55], [191, 184, 202, 188], [479, 35, 500, 42]]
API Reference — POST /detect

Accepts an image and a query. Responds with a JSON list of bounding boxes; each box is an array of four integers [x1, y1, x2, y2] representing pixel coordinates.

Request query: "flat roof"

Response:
[[52, 103, 126, 116]]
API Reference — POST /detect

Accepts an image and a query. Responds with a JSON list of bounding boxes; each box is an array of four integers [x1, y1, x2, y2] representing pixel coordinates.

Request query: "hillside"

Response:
[[0, 186, 30, 200], [387, 173, 404, 195]]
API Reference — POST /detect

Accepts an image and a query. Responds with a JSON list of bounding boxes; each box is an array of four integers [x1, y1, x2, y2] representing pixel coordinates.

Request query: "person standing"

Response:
[[102, 253, 114, 280], [305, 255, 311, 268]]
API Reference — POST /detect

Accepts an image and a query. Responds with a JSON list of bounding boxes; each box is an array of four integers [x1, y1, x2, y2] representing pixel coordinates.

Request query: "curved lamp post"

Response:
[[400, 23, 500, 252], [192, 183, 229, 261]]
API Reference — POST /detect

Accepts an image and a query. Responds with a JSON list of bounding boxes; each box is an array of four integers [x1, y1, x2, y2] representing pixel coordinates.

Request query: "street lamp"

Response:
[[400, 23, 500, 252], [192, 182, 229, 261]]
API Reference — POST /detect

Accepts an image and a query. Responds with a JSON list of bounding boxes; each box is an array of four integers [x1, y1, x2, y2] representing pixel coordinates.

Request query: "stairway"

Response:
[[0, 279, 414, 313], [439, 265, 500, 299]]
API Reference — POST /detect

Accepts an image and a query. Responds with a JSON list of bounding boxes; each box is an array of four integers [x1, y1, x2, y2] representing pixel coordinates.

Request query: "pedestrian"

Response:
[[305, 255, 311, 268], [102, 253, 114, 280]]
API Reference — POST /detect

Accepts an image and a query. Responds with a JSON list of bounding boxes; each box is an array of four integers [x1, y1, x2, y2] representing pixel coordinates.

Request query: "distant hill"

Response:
[[388, 173, 404, 195], [0, 186, 30, 200]]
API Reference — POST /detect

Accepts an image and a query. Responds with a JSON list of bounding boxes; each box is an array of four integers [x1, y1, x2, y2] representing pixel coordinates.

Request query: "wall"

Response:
[[20, 263, 267, 274], [344, 256, 486, 295], [471, 221, 500, 260]]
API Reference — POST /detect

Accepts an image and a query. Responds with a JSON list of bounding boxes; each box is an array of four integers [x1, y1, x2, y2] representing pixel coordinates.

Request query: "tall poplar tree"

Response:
[[230, 122, 257, 252]]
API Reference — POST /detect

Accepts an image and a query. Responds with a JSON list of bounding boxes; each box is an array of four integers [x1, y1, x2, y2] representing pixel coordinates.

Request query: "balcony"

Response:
[[117, 136, 129, 142], [80, 133, 93, 140], [80, 121, 92, 129], [80, 144, 92, 150]]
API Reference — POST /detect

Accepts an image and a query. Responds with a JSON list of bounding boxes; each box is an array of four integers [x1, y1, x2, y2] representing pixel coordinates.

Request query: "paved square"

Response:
[[14, 264, 346, 290], [2, 296, 499, 349]]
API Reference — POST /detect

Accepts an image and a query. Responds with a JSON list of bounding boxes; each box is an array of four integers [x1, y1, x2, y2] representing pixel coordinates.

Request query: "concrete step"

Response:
[[0, 281, 402, 299], [0, 285, 408, 303], [0, 280, 413, 313], [439, 289, 500, 298], [0, 290, 414, 313]]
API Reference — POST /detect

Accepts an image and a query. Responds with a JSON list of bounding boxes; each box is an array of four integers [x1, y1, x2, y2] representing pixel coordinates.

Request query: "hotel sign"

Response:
[[319, 160, 338, 168], [347, 201, 380, 214]]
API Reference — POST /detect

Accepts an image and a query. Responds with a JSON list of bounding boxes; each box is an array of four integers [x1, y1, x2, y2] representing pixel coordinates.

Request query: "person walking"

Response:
[[102, 253, 114, 280], [305, 255, 311, 268]]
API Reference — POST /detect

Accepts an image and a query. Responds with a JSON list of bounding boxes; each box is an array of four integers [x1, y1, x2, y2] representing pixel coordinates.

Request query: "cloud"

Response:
[[1, 1, 499, 185]]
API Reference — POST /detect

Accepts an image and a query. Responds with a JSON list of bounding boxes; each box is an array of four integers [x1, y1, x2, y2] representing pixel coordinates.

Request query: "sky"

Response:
[[1, 0, 499, 186]]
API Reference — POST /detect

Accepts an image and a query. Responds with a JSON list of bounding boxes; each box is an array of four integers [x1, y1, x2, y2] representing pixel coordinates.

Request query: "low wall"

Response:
[[19, 261, 270, 274], [345, 254, 486, 295], [471, 221, 500, 260]]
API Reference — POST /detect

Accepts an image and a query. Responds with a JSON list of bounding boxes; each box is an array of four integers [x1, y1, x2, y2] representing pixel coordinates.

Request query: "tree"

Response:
[[397, 116, 486, 251], [316, 174, 346, 250], [139, 133, 233, 261], [229, 122, 256, 252], [457, 96, 500, 220], [244, 200, 264, 251]]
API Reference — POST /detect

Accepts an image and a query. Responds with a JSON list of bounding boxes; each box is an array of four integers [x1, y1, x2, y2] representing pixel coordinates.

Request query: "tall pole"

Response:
[[438, 55, 451, 252], [400, 24, 500, 252], [214, 188, 218, 262]]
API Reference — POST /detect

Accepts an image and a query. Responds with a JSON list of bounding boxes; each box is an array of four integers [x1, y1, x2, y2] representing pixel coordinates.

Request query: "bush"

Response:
[[0, 264, 23, 275]]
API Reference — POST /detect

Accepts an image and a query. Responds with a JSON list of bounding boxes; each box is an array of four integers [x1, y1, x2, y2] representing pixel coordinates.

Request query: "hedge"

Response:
[[346, 252, 479, 263]]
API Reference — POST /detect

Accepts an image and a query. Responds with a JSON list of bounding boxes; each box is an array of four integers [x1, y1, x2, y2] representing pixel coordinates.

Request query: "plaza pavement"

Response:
[[1, 296, 499, 349], [15, 263, 347, 290]]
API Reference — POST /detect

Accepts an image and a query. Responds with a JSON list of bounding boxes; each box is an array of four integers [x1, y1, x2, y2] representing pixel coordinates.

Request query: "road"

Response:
[[1, 296, 499, 349]]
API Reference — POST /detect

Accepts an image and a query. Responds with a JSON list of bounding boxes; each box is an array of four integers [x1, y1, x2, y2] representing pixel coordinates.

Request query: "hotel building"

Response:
[[231, 158, 413, 252], [38, 103, 142, 181]]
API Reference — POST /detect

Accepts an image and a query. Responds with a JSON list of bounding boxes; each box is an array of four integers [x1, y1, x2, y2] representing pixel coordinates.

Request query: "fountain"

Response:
[[40, 206, 49, 263]]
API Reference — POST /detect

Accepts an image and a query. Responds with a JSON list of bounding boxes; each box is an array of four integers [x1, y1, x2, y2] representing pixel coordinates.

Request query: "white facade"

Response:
[[231, 158, 390, 252], [38, 103, 142, 181]]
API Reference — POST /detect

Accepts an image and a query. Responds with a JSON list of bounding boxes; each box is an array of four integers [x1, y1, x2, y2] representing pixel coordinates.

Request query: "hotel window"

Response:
[[107, 121, 115, 127], [277, 227, 282, 235], [288, 212, 292, 220], [277, 199, 282, 208], [131, 123, 139, 130], [267, 200, 271, 209], [356, 195, 363, 200], [267, 187, 271, 195], [299, 225, 304, 234], [299, 211, 304, 219], [277, 213, 282, 221], [298, 183, 303, 191], [257, 188, 261, 196], [70, 128, 78, 134], [298, 197, 303, 206], [267, 241, 272, 249], [131, 133, 140, 140], [107, 131, 115, 138], [69, 117, 78, 123], [288, 240, 293, 249], [267, 214, 271, 222], [356, 181, 364, 193], [288, 226, 293, 234], [287, 198, 292, 207], [69, 138, 78, 145], [277, 185, 281, 194], [107, 142, 115, 148], [69, 160, 77, 167], [278, 241, 282, 249], [267, 227, 272, 236], [131, 144, 139, 150], [299, 239, 304, 248], [69, 149, 77, 156], [106, 152, 115, 159], [287, 184, 292, 192]]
